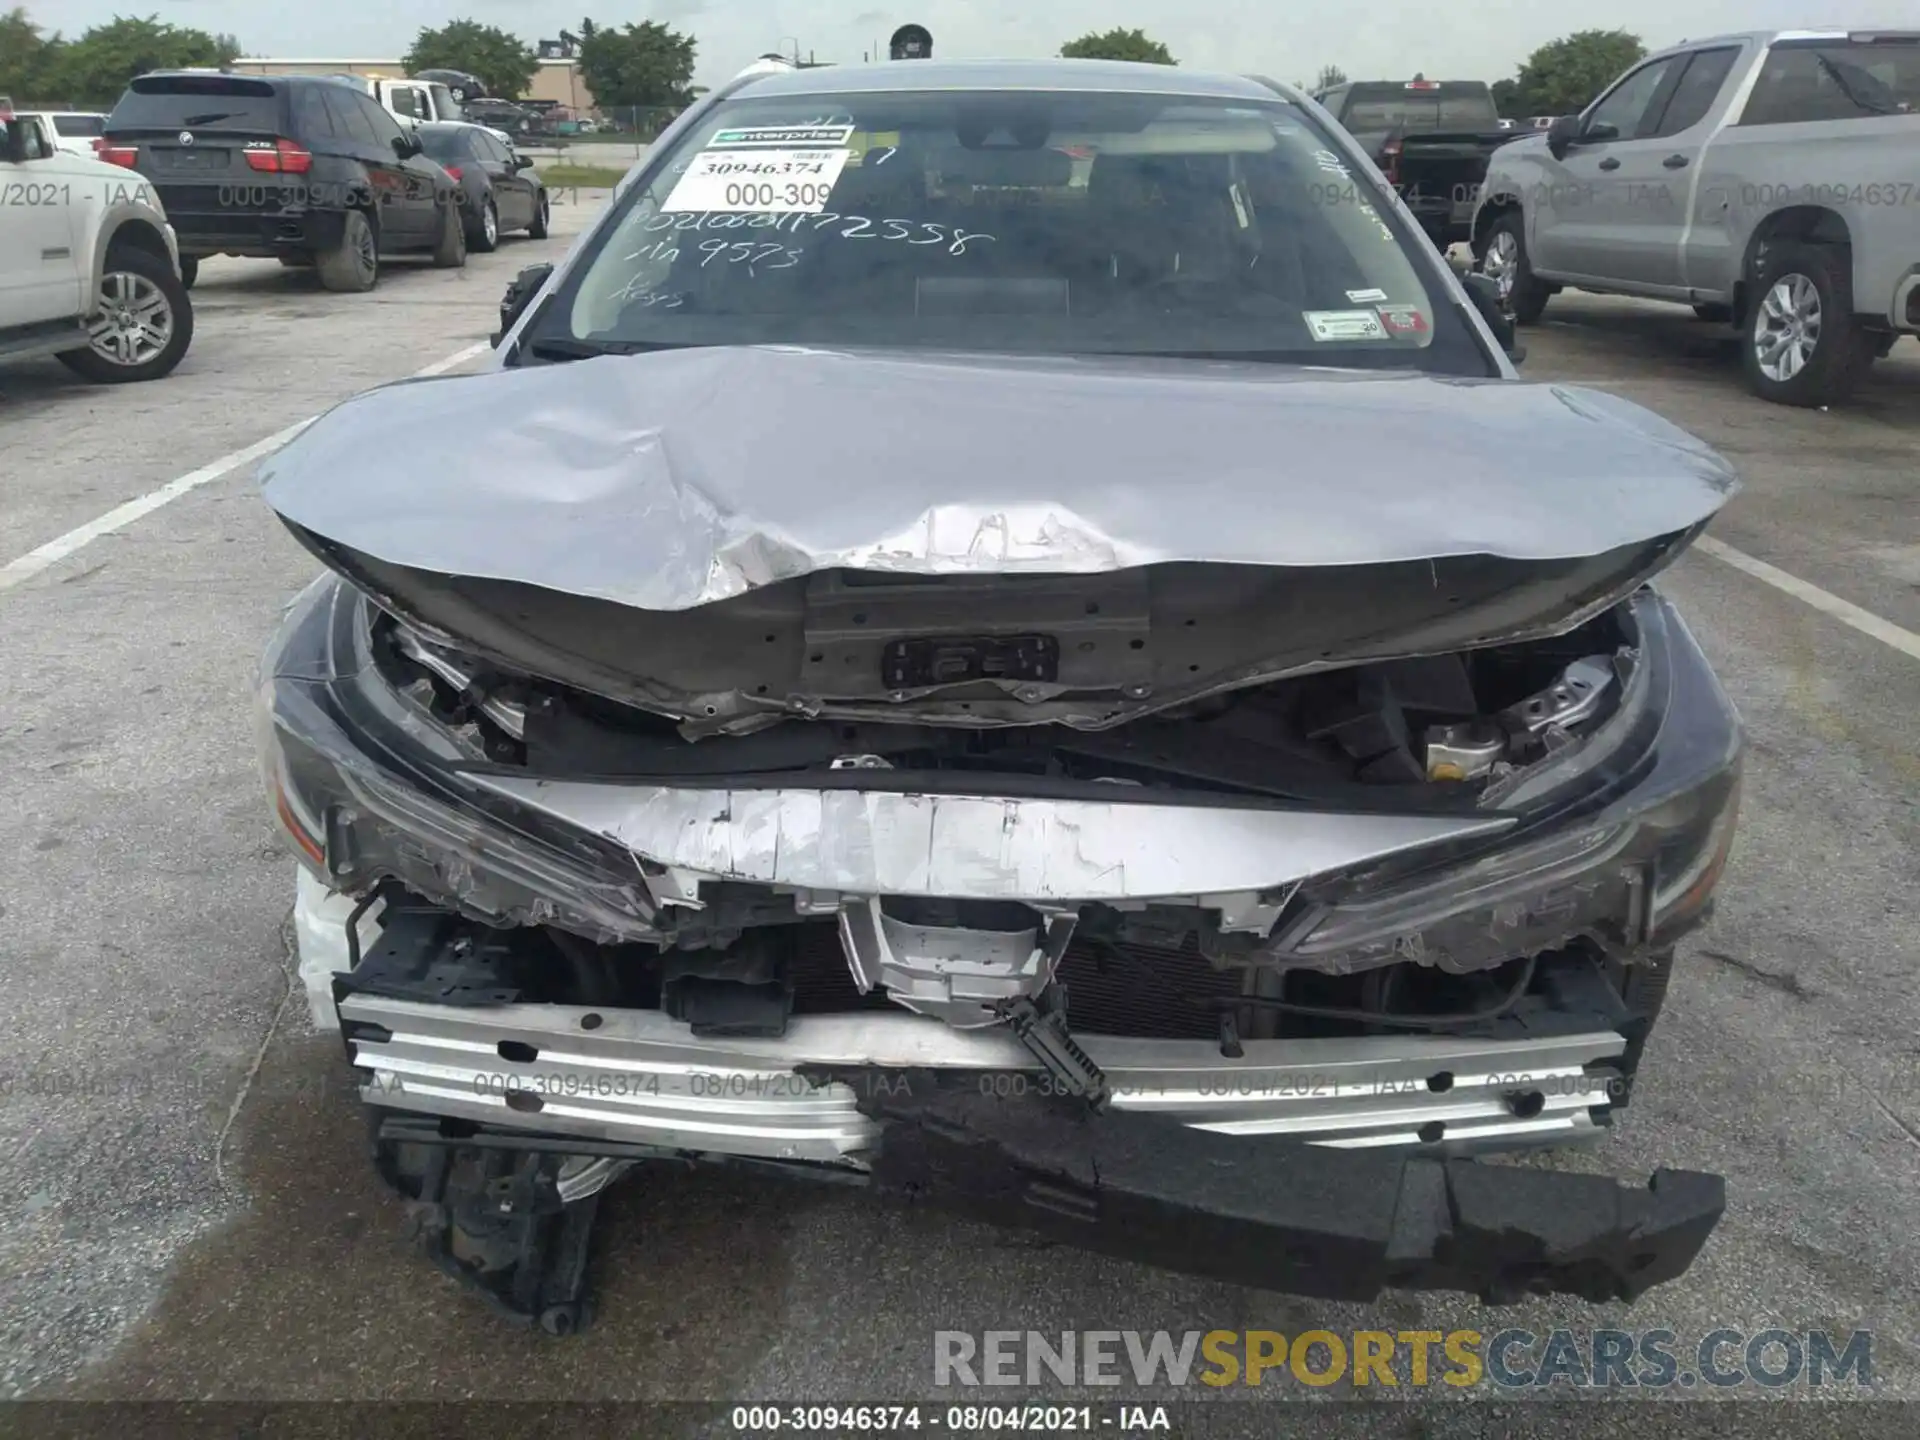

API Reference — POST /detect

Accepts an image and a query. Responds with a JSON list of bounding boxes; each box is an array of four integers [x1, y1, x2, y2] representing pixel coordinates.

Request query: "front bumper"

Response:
[[328, 899, 1723, 1305]]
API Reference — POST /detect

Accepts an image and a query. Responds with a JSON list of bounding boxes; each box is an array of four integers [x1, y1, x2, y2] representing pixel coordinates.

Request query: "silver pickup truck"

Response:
[[1471, 29, 1920, 406]]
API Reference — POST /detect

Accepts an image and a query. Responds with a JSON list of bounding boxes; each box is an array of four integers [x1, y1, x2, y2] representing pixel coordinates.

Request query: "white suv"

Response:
[[18, 109, 109, 157], [0, 105, 193, 382]]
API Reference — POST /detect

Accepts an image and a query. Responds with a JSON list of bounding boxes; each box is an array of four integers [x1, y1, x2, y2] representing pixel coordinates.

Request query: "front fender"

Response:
[[88, 201, 181, 306]]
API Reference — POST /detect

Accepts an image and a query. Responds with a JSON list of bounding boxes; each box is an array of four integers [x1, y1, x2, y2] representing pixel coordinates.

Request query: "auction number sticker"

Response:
[[663, 146, 850, 213], [1303, 308, 1389, 341]]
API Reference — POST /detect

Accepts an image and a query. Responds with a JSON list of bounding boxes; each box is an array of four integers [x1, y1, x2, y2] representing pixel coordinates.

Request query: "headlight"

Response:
[[1649, 769, 1742, 941], [256, 679, 329, 879]]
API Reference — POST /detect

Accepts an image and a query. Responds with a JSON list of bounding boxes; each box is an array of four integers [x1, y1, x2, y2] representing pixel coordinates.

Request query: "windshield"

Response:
[[554, 89, 1480, 369], [1340, 85, 1500, 132]]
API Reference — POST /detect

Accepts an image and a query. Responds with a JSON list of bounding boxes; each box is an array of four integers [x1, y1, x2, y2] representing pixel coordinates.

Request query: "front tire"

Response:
[[177, 256, 198, 290], [315, 209, 379, 293], [1479, 210, 1550, 324], [1741, 241, 1875, 407], [56, 245, 194, 384], [527, 190, 550, 240]]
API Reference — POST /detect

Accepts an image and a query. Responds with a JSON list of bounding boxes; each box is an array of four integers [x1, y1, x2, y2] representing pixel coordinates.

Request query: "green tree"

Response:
[[578, 20, 697, 109], [404, 20, 539, 99], [1513, 29, 1646, 116], [45, 15, 239, 106], [1314, 64, 1347, 90], [1, 7, 64, 101], [1490, 77, 1524, 118], [1060, 28, 1176, 65]]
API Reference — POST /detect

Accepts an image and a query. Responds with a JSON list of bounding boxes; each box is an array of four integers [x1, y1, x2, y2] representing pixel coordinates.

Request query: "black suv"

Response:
[[99, 71, 467, 292]]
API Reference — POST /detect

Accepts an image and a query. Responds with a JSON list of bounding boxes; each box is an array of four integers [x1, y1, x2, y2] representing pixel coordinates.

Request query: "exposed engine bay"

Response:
[[259, 576, 1743, 1075], [382, 598, 1626, 797]]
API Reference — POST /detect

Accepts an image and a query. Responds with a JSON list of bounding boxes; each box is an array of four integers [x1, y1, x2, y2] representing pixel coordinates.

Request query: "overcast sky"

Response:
[[27, 0, 1902, 86]]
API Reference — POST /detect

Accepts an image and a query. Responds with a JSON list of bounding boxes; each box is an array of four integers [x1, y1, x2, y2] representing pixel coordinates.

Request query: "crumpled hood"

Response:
[[257, 345, 1737, 612]]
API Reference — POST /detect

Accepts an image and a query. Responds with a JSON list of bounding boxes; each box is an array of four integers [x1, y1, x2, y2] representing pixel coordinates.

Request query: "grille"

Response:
[[787, 922, 1237, 1039]]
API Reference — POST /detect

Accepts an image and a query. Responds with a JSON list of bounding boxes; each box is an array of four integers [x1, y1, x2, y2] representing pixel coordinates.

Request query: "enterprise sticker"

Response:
[[709, 125, 855, 148], [1304, 308, 1389, 341], [662, 147, 851, 212]]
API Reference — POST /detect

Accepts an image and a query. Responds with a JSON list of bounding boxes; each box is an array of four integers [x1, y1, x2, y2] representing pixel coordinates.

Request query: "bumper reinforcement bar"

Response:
[[372, 1072, 1723, 1329], [819, 1070, 1724, 1306]]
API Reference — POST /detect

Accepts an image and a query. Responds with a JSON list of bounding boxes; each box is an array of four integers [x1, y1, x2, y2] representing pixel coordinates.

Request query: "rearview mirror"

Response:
[[493, 261, 553, 348], [1463, 272, 1525, 365]]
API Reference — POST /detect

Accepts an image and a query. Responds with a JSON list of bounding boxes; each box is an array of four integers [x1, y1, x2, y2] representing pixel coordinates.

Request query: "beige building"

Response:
[[228, 57, 598, 113]]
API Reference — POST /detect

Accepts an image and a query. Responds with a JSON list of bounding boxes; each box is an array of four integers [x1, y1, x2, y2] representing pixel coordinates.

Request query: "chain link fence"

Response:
[[585, 105, 685, 144], [514, 104, 683, 178]]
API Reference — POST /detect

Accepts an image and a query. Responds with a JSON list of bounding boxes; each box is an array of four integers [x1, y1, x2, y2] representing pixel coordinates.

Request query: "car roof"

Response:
[[731, 58, 1293, 103], [131, 70, 369, 95], [1645, 28, 1914, 55]]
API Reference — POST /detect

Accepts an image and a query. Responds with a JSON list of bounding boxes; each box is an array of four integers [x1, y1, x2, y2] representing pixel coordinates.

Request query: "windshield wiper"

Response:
[[522, 336, 688, 362], [1812, 53, 1902, 115]]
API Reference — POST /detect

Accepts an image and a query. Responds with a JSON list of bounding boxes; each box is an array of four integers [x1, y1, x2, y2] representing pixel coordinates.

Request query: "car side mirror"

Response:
[[512, 154, 535, 170], [493, 261, 554, 348], [1463, 272, 1525, 364], [393, 133, 422, 159], [1545, 112, 1584, 160], [1, 114, 49, 163]]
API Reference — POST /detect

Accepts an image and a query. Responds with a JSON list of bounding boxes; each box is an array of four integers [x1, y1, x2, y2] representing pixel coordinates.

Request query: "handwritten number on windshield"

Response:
[[646, 209, 995, 256], [695, 237, 803, 274]]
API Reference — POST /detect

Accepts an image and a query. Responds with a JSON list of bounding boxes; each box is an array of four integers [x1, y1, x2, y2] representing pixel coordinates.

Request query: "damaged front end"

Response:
[[255, 350, 1744, 1327]]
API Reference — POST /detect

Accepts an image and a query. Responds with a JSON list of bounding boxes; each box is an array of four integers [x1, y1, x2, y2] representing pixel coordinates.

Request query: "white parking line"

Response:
[[0, 340, 491, 595], [1693, 534, 1920, 663]]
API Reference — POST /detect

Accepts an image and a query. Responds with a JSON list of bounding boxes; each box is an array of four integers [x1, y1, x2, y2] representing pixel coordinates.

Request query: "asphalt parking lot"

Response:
[[0, 190, 1916, 1432]]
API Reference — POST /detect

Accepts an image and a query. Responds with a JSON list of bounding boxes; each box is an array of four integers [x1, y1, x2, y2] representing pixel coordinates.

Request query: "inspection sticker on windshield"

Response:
[[662, 147, 850, 212], [709, 125, 855, 148], [1376, 303, 1429, 335], [1304, 309, 1389, 341]]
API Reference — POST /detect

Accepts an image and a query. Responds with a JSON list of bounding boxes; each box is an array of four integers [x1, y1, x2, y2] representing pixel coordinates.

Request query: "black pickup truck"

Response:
[[1312, 78, 1519, 248]]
